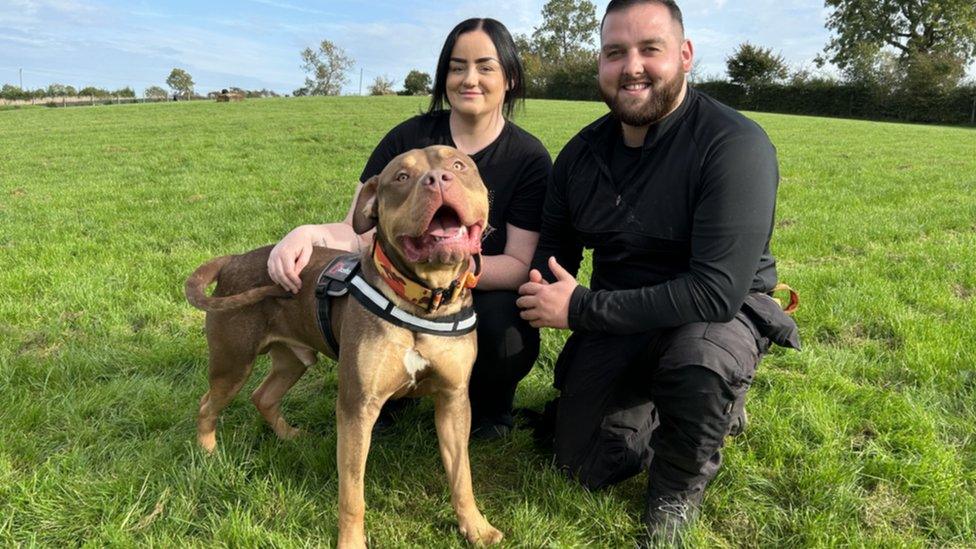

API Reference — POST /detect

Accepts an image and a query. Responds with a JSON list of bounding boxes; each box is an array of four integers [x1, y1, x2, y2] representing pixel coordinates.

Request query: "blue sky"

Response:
[[0, 0, 866, 95]]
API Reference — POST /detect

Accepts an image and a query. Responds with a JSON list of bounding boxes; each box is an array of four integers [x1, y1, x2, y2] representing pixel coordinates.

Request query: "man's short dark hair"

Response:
[[601, 0, 684, 33]]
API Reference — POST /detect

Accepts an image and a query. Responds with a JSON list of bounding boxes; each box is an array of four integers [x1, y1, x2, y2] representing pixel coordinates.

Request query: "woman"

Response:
[[267, 18, 552, 440]]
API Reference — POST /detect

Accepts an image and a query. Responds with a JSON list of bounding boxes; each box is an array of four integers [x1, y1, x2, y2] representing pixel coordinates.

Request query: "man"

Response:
[[516, 0, 799, 542]]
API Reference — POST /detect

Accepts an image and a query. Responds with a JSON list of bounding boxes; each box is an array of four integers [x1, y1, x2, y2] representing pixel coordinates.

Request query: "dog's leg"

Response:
[[434, 386, 504, 545], [251, 344, 310, 441], [335, 391, 383, 549], [197, 348, 255, 453]]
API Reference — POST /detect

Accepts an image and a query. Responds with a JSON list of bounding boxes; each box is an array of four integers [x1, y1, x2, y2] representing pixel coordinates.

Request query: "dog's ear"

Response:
[[352, 176, 379, 234]]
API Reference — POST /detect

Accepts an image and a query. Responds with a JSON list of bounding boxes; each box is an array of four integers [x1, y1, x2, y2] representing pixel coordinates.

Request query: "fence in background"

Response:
[[0, 96, 210, 108]]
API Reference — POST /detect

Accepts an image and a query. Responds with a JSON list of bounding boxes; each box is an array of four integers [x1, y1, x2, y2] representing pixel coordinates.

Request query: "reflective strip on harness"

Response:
[[350, 275, 389, 308], [349, 275, 477, 336]]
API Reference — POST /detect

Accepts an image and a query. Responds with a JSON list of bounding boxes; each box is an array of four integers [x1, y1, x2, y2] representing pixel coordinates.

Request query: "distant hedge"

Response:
[[693, 81, 976, 126], [523, 66, 976, 126]]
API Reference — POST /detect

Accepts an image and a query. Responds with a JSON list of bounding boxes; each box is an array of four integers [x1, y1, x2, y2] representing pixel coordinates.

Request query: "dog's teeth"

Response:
[[459, 226, 467, 237]]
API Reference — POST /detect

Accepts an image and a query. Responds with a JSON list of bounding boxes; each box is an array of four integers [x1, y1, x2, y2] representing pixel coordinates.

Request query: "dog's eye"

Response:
[[396, 172, 410, 182], [452, 160, 465, 171]]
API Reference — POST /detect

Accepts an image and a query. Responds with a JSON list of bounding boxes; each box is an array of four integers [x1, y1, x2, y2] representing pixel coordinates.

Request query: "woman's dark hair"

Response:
[[428, 18, 525, 119]]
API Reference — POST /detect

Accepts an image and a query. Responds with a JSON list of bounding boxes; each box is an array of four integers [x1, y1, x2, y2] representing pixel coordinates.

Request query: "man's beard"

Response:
[[600, 71, 685, 127]]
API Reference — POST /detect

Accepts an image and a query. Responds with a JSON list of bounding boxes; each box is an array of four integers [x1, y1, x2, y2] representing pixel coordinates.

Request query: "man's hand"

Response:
[[268, 226, 314, 294], [516, 257, 577, 329]]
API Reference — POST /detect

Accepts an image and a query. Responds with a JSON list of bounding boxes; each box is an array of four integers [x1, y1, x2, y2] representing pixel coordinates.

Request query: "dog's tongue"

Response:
[[427, 210, 462, 237]]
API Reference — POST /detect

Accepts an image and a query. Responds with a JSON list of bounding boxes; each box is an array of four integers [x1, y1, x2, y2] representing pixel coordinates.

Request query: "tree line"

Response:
[[293, 40, 432, 97], [4, 0, 973, 123], [0, 83, 137, 101], [1, 68, 280, 103]]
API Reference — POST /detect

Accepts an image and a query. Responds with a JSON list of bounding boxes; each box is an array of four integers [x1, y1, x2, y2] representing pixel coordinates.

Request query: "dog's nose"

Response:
[[423, 169, 454, 190]]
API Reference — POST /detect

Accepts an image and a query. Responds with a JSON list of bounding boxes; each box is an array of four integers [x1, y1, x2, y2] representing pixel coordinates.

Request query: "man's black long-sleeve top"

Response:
[[532, 86, 780, 334]]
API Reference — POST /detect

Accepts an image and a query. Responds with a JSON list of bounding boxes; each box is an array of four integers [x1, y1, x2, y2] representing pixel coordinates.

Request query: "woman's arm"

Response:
[[476, 224, 539, 291], [267, 185, 375, 294]]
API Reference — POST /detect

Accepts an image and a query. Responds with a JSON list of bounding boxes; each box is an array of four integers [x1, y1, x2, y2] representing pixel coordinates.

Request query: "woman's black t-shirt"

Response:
[[360, 110, 552, 257]]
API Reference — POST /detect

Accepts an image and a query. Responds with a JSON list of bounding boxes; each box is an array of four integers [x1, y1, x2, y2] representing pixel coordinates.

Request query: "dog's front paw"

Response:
[[197, 432, 217, 454], [459, 515, 504, 546], [274, 423, 303, 441]]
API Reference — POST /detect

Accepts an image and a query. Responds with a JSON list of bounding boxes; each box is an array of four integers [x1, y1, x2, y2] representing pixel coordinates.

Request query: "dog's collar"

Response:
[[372, 241, 481, 312]]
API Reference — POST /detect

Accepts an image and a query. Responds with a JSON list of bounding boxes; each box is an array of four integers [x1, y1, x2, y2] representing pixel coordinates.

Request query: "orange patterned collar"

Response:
[[372, 242, 481, 312]]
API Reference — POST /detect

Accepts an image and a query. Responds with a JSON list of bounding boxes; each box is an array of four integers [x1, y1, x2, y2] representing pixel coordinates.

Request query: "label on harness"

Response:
[[324, 254, 359, 282]]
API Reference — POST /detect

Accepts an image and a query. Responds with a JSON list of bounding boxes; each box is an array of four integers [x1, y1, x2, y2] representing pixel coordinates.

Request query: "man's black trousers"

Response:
[[552, 309, 768, 494]]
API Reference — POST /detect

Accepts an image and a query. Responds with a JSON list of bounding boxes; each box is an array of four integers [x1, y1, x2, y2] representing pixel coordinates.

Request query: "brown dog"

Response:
[[185, 146, 502, 547]]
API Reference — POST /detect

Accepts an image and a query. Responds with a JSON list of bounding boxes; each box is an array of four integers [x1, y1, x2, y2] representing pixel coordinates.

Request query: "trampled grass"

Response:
[[1, 96, 974, 547]]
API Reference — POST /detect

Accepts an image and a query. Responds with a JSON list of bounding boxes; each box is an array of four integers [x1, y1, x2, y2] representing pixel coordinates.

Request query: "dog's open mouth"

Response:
[[400, 205, 484, 263]]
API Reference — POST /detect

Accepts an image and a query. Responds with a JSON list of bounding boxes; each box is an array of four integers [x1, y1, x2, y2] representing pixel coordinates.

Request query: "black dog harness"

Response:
[[315, 254, 478, 355]]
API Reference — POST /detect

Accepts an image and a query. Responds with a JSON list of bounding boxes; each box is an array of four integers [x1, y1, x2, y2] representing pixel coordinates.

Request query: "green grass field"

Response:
[[2, 96, 975, 547]]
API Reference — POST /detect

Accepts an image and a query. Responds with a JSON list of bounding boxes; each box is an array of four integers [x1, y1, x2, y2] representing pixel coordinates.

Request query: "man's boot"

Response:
[[642, 487, 704, 547]]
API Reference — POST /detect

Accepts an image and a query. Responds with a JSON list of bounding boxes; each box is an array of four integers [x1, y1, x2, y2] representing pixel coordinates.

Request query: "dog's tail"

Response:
[[185, 255, 291, 312]]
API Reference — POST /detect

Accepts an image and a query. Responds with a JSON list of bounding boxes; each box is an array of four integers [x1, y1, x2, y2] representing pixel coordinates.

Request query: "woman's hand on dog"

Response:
[[268, 225, 315, 293]]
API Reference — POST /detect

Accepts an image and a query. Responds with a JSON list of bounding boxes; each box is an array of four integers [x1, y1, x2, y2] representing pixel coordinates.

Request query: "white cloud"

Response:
[[244, 0, 331, 16], [0, 31, 58, 48], [0, 0, 103, 24]]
